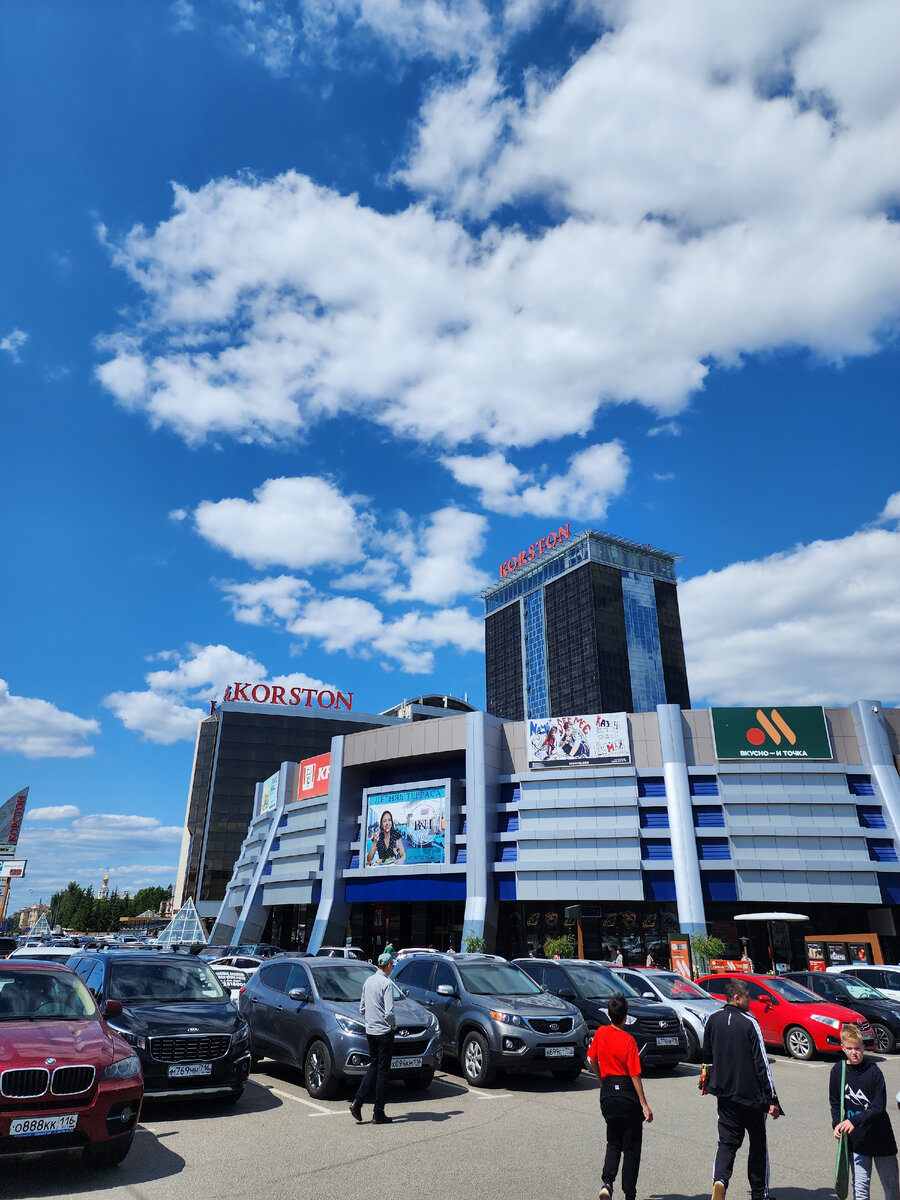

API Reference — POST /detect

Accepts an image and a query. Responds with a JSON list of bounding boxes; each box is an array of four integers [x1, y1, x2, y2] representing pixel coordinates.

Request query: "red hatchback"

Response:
[[0, 962, 143, 1165], [697, 972, 874, 1060]]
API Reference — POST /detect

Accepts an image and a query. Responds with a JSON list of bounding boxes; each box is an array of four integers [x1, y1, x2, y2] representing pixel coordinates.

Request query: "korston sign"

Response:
[[499, 523, 571, 578], [223, 683, 353, 710], [0, 788, 28, 857], [711, 707, 833, 760]]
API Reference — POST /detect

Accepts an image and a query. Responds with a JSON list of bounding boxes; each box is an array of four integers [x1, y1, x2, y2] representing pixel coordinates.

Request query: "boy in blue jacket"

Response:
[[830, 1023, 899, 1199]]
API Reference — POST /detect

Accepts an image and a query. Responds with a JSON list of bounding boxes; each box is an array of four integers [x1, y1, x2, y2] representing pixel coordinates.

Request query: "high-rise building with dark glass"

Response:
[[483, 530, 690, 720]]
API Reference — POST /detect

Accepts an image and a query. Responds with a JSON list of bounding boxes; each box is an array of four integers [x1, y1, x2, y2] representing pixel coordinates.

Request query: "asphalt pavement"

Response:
[[4, 1051, 900, 1200]]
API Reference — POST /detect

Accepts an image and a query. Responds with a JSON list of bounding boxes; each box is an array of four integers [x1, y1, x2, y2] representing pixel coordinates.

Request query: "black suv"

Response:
[[785, 970, 900, 1054], [392, 953, 588, 1087], [514, 959, 687, 1067], [67, 951, 251, 1101]]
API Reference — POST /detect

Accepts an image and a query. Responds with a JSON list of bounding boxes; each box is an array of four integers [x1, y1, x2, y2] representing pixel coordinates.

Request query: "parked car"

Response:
[[314, 946, 368, 960], [393, 952, 588, 1087], [696, 972, 874, 1060], [827, 964, 900, 1005], [514, 958, 687, 1067], [208, 955, 265, 998], [66, 951, 251, 1102], [611, 965, 724, 1061], [7, 946, 82, 965], [239, 956, 442, 1097], [786, 970, 900, 1054], [0, 962, 143, 1165], [200, 943, 282, 963]]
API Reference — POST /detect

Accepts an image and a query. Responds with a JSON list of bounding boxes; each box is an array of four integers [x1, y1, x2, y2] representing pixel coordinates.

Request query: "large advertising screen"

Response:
[[363, 786, 447, 868], [298, 753, 331, 801], [528, 713, 630, 767], [0, 788, 28, 856], [711, 707, 833, 760], [259, 772, 279, 815]]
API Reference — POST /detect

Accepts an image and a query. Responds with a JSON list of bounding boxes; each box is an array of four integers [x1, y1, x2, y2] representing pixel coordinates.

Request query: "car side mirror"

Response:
[[642, 992, 657, 1000], [102, 999, 123, 1018], [436, 984, 456, 997], [557, 988, 577, 1001], [288, 987, 310, 1003], [401, 987, 410, 997]]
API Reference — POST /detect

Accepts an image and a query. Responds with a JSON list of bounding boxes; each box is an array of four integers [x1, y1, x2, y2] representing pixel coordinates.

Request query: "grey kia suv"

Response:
[[239, 956, 442, 1097], [392, 953, 588, 1087]]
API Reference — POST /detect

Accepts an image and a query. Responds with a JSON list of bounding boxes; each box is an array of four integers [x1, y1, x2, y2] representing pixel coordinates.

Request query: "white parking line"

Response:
[[470, 1092, 513, 1100], [269, 1087, 332, 1115]]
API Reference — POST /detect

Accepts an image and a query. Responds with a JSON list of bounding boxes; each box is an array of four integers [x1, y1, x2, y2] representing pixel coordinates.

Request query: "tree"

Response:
[[690, 934, 725, 976], [463, 932, 486, 953], [544, 934, 575, 958]]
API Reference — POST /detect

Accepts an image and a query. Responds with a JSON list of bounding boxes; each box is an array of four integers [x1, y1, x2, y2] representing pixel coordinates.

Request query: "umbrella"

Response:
[[734, 913, 809, 974]]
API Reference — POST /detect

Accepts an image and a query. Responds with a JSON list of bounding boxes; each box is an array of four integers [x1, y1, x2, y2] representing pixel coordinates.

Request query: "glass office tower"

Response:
[[483, 531, 690, 720]]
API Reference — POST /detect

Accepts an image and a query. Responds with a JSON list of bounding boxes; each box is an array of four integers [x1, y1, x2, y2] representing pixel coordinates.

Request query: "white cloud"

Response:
[[220, 574, 312, 625], [25, 806, 81, 822], [878, 491, 900, 525], [171, 0, 196, 32], [647, 422, 680, 438], [169, 507, 188, 522], [680, 522, 900, 706], [0, 329, 28, 363], [103, 643, 339, 743], [0, 680, 99, 759], [193, 476, 364, 570], [443, 442, 629, 519], [385, 508, 491, 605]]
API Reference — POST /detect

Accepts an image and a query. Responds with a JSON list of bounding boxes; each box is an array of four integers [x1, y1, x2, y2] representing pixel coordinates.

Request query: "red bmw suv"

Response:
[[0, 962, 143, 1165]]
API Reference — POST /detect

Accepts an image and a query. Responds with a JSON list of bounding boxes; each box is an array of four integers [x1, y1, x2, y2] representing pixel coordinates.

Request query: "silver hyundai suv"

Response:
[[392, 953, 588, 1087]]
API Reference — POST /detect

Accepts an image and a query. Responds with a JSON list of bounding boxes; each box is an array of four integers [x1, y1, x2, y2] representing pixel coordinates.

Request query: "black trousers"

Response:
[[354, 1031, 394, 1112], [602, 1096, 643, 1200], [713, 1098, 769, 1199]]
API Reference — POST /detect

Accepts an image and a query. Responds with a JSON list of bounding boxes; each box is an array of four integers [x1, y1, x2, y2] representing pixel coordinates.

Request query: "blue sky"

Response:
[[2, 0, 899, 905]]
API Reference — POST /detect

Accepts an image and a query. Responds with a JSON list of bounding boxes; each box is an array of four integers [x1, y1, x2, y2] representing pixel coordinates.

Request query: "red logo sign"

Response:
[[297, 753, 331, 801], [499, 524, 571, 579], [223, 683, 353, 711]]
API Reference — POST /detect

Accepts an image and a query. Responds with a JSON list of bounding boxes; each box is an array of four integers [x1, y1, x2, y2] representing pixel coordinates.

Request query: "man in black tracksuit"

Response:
[[702, 977, 783, 1200]]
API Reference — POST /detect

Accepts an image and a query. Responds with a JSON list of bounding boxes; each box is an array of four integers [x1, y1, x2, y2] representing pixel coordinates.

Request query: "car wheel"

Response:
[[684, 1026, 701, 1063], [784, 1024, 816, 1060], [551, 1062, 583, 1082], [404, 1067, 435, 1090], [82, 1134, 134, 1168], [461, 1030, 497, 1088], [871, 1022, 896, 1054], [304, 1039, 339, 1099]]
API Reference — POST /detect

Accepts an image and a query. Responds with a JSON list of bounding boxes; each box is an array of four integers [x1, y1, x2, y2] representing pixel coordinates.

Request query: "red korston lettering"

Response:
[[498, 524, 570, 579]]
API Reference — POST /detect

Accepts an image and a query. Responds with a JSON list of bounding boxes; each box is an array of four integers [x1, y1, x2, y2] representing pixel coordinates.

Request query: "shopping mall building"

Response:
[[175, 531, 900, 970]]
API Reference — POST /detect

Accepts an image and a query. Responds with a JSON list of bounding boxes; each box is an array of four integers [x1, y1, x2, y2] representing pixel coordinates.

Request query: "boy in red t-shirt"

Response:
[[588, 993, 654, 1200]]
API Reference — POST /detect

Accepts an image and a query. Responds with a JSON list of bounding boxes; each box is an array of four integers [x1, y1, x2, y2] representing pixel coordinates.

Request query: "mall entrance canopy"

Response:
[[734, 912, 809, 974]]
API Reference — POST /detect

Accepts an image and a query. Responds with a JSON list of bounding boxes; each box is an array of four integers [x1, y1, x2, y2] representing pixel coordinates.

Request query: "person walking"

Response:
[[831, 1023, 899, 1199], [588, 993, 653, 1200], [349, 951, 397, 1125], [702, 976, 783, 1200]]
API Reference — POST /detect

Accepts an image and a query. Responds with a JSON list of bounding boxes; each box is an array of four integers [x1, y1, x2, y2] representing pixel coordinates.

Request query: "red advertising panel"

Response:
[[297, 754, 331, 801]]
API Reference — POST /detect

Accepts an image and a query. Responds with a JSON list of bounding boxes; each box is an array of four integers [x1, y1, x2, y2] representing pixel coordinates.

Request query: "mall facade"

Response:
[[208, 699, 900, 970]]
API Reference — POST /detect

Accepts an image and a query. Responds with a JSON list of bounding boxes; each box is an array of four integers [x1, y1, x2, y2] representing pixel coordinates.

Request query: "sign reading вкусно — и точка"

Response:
[[711, 706, 833, 760]]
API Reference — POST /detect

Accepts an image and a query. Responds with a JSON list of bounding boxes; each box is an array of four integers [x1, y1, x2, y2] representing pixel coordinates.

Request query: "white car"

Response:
[[827, 964, 900, 1003], [209, 954, 265, 998], [613, 966, 724, 1061], [6, 945, 78, 964]]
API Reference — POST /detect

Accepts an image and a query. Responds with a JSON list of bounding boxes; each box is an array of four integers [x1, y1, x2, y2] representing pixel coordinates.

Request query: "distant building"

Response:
[[483, 529, 690, 721]]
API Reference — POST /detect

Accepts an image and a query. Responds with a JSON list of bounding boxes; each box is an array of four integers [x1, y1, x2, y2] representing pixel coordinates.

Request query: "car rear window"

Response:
[[0, 970, 97, 1020], [457, 963, 543, 996], [109, 960, 226, 1003]]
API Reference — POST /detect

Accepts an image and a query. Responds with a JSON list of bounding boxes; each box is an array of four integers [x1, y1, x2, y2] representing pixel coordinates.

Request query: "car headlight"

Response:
[[232, 1022, 251, 1049], [490, 1010, 523, 1026], [426, 1011, 440, 1030], [334, 1014, 366, 1036], [107, 1023, 147, 1050], [810, 1014, 842, 1029], [624, 1015, 637, 1026], [687, 1008, 710, 1025], [102, 1055, 142, 1080]]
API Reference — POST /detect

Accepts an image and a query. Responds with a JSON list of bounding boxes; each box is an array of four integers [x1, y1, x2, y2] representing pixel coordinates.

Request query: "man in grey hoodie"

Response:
[[350, 951, 396, 1124]]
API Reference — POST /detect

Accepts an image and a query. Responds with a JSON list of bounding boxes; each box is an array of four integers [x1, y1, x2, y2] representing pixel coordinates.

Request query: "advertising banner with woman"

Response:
[[363, 786, 447, 867]]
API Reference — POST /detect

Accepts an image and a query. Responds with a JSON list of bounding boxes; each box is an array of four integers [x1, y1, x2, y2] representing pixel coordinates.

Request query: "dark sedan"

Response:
[[67, 952, 251, 1102], [785, 970, 900, 1054]]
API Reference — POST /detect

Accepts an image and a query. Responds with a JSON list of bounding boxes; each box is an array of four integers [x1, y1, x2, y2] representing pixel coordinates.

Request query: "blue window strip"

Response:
[[641, 839, 673, 860], [638, 778, 666, 798], [689, 776, 720, 796], [697, 837, 731, 860], [848, 776, 876, 796], [694, 805, 726, 828], [857, 806, 887, 829], [868, 840, 899, 862], [640, 808, 669, 828]]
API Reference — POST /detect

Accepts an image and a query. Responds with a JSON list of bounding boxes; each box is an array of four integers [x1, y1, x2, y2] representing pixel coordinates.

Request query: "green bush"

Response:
[[463, 932, 487, 953], [544, 934, 576, 959], [690, 933, 725, 974]]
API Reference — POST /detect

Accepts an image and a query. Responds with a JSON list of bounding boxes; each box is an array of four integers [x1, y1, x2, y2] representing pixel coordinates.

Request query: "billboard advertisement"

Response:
[[259, 771, 279, 816], [298, 753, 331, 801], [528, 713, 630, 767], [711, 707, 833, 760], [364, 786, 447, 868], [0, 859, 26, 878], [0, 788, 28, 856]]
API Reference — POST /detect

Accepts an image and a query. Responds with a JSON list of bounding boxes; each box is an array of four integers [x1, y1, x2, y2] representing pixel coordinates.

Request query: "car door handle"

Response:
[[276, 1005, 284, 1012], [250, 996, 260, 1003]]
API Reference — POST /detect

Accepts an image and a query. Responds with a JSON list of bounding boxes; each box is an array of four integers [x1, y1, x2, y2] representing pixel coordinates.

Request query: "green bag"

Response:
[[835, 1059, 850, 1200]]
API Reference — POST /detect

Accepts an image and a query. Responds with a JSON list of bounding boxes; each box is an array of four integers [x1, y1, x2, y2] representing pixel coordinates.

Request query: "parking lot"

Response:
[[4, 1051, 900, 1200]]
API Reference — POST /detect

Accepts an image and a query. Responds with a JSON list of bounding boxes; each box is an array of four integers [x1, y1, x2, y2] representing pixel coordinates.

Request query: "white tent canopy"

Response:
[[734, 912, 809, 922]]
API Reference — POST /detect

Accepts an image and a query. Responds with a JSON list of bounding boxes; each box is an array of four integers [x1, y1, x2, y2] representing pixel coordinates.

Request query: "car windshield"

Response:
[[646, 973, 710, 1000], [0, 971, 97, 1021], [457, 964, 542, 996], [766, 978, 818, 1003], [565, 965, 638, 999], [109, 960, 227, 1003], [310, 962, 374, 1001], [842, 978, 886, 1000]]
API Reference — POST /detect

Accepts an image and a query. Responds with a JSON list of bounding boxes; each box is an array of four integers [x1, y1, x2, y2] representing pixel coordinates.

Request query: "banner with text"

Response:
[[0, 788, 28, 856], [364, 786, 447, 868], [528, 713, 630, 767], [298, 753, 331, 801], [0, 860, 26, 878], [259, 772, 279, 815], [711, 707, 833, 760]]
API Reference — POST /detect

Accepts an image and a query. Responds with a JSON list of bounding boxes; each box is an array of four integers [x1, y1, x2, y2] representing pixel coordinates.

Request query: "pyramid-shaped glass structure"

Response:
[[30, 913, 52, 938], [156, 898, 207, 947]]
